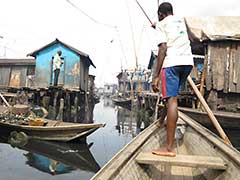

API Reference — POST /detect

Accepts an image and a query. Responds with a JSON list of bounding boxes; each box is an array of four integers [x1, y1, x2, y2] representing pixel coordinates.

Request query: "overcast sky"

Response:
[[0, 0, 239, 87]]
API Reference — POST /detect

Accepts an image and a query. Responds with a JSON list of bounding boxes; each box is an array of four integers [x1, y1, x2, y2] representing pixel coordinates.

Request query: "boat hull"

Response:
[[179, 107, 240, 129], [0, 119, 104, 142], [91, 112, 240, 180]]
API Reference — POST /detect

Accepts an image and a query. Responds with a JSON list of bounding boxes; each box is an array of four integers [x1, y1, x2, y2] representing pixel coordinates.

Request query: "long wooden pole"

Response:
[[187, 76, 232, 145], [135, 0, 153, 25], [197, 46, 208, 109]]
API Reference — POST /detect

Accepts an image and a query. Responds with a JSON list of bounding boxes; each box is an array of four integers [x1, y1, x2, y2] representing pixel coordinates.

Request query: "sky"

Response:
[[0, 0, 239, 87]]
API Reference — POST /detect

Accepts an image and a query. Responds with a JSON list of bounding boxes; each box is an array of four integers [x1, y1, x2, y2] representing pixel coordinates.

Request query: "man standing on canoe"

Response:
[[151, 2, 193, 157]]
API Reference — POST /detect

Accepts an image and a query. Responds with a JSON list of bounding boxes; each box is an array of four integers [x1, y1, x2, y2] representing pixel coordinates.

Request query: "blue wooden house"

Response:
[[28, 39, 95, 91]]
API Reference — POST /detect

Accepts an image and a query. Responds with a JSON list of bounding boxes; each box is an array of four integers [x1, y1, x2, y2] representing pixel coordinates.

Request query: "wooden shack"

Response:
[[0, 58, 35, 87], [28, 39, 96, 92], [116, 70, 128, 93], [186, 16, 240, 112], [116, 69, 151, 94]]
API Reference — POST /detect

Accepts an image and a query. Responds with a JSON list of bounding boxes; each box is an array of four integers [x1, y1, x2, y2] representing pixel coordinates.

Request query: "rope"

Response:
[[65, 0, 115, 29]]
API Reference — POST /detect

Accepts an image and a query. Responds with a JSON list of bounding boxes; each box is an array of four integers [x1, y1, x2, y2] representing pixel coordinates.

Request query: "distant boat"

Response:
[[0, 118, 105, 142], [91, 112, 240, 180]]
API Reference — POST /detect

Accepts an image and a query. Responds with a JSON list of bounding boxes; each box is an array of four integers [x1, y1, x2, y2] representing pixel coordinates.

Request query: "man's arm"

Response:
[[152, 43, 167, 92]]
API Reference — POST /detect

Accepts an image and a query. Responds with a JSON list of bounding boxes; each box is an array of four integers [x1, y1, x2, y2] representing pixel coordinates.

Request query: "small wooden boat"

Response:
[[91, 112, 240, 180], [179, 106, 240, 129], [0, 119, 105, 142]]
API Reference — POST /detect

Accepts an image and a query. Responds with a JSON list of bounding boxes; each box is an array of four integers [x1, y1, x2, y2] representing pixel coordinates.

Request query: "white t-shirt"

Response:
[[156, 15, 193, 68], [53, 53, 62, 70]]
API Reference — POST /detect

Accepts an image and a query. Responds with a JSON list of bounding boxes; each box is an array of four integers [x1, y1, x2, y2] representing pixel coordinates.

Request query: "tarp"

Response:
[[185, 16, 240, 42]]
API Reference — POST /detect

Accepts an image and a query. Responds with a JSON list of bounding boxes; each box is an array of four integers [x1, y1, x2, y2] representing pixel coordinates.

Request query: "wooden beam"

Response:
[[136, 152, 227, 170]]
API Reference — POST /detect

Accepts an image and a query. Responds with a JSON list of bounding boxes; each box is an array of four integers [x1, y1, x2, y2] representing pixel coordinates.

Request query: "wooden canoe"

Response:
[[179, 107, 240, 129], [91, 112, 240, 180], [0, 119, 105, 142]]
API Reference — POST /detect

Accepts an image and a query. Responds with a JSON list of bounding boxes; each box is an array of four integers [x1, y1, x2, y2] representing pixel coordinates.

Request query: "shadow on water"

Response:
[[0, 133, 100, 176]]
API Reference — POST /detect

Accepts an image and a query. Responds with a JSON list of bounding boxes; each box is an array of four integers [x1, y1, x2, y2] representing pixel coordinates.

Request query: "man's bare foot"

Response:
[[152, 147, 176, 157]]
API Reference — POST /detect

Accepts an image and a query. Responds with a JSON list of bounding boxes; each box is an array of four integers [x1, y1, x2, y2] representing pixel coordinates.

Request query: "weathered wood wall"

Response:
[[0, 67, 11, 86], [0, 66, 34, 87], [206, 42, 240, 93]]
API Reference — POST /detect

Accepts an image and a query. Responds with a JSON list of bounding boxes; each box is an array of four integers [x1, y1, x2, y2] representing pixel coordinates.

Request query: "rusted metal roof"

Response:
[[0, 58, 35, 65], [185, 16, 240, 42], [28, 38, 96, 68]]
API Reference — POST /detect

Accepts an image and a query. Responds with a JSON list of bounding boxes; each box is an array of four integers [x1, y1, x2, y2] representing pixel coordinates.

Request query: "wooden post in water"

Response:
[[66, 92, 71, 122], [53, 90, 59, 119], [74, 95, 78, 122], [56, 98, 64, 121], [187, 76, 232, 145], [42, 96, 50, 111]]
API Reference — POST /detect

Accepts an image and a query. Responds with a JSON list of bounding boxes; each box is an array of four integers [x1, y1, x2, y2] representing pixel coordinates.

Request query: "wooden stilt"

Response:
[[74, 95, 78, 122], [56, 98, 64, 121]]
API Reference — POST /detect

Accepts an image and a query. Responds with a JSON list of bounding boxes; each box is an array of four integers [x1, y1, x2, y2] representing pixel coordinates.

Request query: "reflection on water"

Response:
[[103, 96, 114, 108], [24, 153, 74, 175], [21, 139, 100, 175], [0, 133, 100, 179], [116, 107, 144, 137], [87, 97, 142, 167]]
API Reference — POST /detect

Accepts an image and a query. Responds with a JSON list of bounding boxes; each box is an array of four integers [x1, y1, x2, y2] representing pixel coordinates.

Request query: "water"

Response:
[[209, 128, 240, 150], [0, 97, 239, 180], [0, 97, 139, 180]]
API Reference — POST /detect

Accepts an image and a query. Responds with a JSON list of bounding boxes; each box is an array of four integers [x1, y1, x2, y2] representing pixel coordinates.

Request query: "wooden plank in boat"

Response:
[[136, 152, 227, 170]]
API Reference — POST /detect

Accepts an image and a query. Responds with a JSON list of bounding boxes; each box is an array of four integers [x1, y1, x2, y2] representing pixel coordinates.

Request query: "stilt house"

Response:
[[28, 39, 95, 92], [185, 16, 240, 112]]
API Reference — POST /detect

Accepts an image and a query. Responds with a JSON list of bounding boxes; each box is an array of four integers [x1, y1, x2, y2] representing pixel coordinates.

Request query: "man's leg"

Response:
[[166, 96, 178, 151], [54, 69, 60, 86], [152, 96, 178, 156], [152, 66, 179, 157]]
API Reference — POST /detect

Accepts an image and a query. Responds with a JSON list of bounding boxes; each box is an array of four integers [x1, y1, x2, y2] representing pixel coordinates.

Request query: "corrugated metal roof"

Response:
[[28, 38, 96, 68], [185, 16, 240, 42], [0, 58, 35, 65]]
